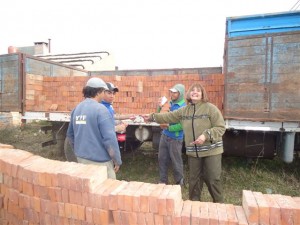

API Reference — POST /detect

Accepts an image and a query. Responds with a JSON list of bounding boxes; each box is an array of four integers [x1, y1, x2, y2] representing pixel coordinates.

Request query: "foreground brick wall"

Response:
[[0, 144, 299, 225], [25, 73, 224, 114]]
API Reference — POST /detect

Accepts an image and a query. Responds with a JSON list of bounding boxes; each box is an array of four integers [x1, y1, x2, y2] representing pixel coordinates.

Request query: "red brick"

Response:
[[242, 190, 259, 224], [61, 188, 69, 203], [198, 202, 209, 225], [181, 200, 192, 225], [264, 194, 281, 225], [40, 212, 51, 225], [85, 206, 93, 224], [27, 158, 53, 186], [0, 144, 14, 149], [58, 202, 65, 217], [216, 203, 228, 225], [157, 185, 172, 216], [47, 186, 62, 202], [67, 163, 90, 191], [22, 181, 34, 196], [81, 164, 108, 192], [40, 199, 52, 215], [77, 204, 85, 221], [23, 208, 36, 223], [2, 174, 12, 188], [7, 188, 19, 205], [57, 162, 83, 190], [166, 184, 182, 215], [18, 193, 30, 209], [89, 179, 115, 208], [93, 208, 113, 224], [45, 160, 66, 187], [234, 205, 249, 225], [69, 189, 82, 205], [163, 215, 173, 225], [149, 183, 165, 213], [273, 194, 300, 225], [119, 181, 143, 212], [112, 210, 122, 225], [121, 211, 138, 225], [38, 185, 50, 200], [30, 196, 41, 213], [16, 155, 41, 182], [48, 201, 59, 217], [64, 202, 73, 219], [191, 201, 200, 225], [140, 183, 157, 213], [67, 203, 77, 220], [208, 202, 219, 225], [294, 197, 300, 205], [82, 191, 89, 207], [101, 180, 127, 209], [225, 204, 239, 225], [132, 182, 147, 212], [145, 212, 155, 225], [0, 149, 33, 177], [137, 212, 147, 225], [12, 176, 23, 193], [253, 192, 269, 225], [154, 213, 164, 224]]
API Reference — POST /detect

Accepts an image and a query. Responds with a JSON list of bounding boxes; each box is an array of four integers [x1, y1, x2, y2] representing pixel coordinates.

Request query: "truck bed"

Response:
[[224, 11, 300, 122]]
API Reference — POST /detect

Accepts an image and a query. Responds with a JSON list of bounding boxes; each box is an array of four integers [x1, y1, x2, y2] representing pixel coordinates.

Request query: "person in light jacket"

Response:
[[143, 83, 226, 202]]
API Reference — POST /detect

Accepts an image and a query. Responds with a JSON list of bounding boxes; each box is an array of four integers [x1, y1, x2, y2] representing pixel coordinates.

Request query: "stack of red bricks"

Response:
[[25, 73, 224, 114], [0, 145, 299, 224]]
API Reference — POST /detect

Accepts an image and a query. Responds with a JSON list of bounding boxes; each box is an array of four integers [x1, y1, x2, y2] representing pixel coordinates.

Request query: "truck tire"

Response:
[[125, 138, 143, 152], [64, 137, 78, 162]]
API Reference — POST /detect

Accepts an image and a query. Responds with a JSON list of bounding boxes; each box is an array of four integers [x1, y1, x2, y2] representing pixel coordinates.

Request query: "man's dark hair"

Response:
[[82, 86, 105, 98]]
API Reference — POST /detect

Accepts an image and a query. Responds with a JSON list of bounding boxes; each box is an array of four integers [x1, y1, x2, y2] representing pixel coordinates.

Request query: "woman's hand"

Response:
[[190, 134, 206, 145]]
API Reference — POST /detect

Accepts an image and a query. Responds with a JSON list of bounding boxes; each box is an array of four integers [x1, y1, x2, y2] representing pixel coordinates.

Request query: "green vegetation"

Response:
[[0, 124, 299, 205]]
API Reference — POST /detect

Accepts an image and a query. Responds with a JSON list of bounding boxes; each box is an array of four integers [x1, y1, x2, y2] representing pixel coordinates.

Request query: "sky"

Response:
[[0, 0, 299, 70]]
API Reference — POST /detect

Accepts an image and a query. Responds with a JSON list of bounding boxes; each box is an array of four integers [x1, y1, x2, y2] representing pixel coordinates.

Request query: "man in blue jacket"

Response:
[[67, 77, 122, 179], [158, 84, 186, 186]]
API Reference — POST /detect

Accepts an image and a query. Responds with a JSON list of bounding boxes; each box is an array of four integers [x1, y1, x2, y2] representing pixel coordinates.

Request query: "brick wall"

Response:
[[0, 144, 299, 225], [25, 73, 224, 114]]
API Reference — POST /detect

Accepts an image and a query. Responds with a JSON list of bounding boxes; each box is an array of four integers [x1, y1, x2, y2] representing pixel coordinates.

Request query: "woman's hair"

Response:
[[82, 86, 106, 98], [186, 83, 209, 103]]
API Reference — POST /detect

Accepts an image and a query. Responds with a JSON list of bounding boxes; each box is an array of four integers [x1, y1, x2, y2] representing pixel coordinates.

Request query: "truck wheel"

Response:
[[125, 139, 143, 152], [64, 137, 78, 162]]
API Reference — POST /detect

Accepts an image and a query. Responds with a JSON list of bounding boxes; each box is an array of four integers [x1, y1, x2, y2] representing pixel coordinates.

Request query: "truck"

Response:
[[222, 10, 300, 162], [0, 10, 299, 163]]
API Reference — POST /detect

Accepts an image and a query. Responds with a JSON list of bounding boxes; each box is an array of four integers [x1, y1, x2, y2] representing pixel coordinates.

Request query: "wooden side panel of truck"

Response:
[[223, 11, 300, 162], [224, 32, 300, 122]]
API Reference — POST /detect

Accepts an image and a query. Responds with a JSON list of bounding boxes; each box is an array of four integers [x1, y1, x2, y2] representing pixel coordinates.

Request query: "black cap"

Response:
[[106, 82, 119, 92]]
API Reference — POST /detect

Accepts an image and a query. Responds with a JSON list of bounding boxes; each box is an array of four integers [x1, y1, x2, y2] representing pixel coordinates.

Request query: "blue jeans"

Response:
[[158, 134, 184, 184]]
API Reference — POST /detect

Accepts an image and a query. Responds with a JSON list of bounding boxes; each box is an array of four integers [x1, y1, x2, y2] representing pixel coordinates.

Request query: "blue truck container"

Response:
[[223, 11, 300, 162]]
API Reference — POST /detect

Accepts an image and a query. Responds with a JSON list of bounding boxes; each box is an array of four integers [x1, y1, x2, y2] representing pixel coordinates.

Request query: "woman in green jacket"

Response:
[[143, 83, 226, 203]]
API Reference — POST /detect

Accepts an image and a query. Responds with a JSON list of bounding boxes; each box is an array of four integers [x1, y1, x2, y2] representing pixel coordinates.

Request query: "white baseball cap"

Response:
[[86, 77, 108, 90]]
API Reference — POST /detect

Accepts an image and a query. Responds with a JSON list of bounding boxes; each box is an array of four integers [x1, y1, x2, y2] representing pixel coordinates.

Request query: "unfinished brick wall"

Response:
[[25, 73, 224, 114], [0, 145, 299, 225]]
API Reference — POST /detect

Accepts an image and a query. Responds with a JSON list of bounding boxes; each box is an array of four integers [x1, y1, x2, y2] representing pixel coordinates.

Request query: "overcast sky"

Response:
[[0, 0, 298, 69]]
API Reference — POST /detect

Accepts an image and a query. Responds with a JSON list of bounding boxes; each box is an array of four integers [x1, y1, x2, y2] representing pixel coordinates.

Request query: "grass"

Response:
[[0, 123, 299, 205]]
